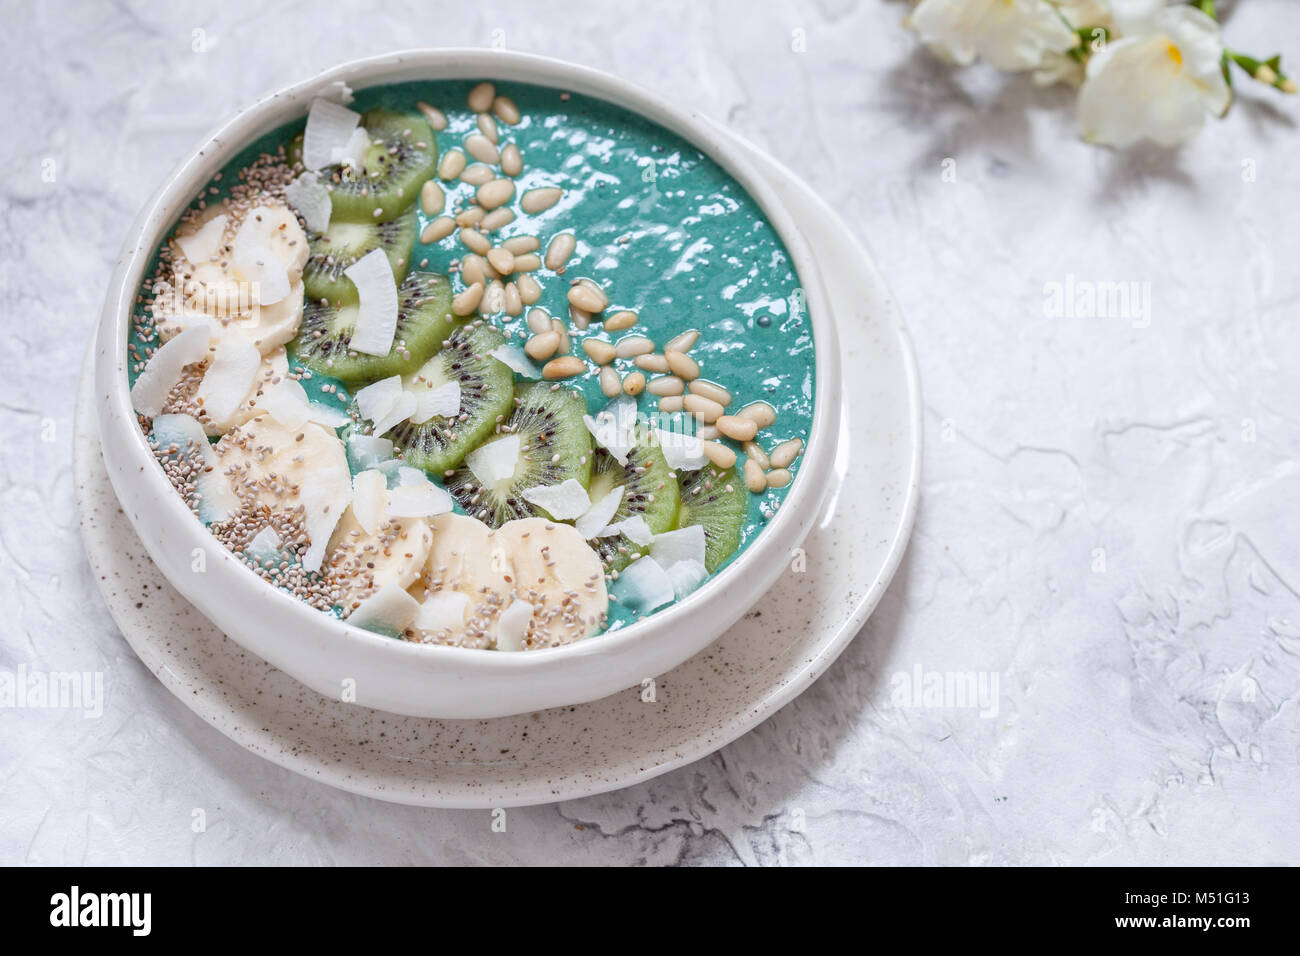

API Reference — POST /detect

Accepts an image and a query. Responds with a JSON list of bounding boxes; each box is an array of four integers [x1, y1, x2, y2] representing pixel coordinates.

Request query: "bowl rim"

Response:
[[98, 47, 840, 670]]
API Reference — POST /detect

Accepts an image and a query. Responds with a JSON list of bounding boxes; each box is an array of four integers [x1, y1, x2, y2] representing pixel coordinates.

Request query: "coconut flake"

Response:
[[150, 413, 238, 522], [348, 584, 420, 634], [410, 381, 461, 424], [232, 243, 290, 306], [319, 80, 355, 105], [354, 376, 402, 425], [302, 98, 361, 170], [346, 434, 394, 472], [601, 514, 654, 546], [174, 214, 227, 264], [260, 379, 349, 430], [521, 479, 591, 521], [495, 600, 535, 652], [338, 126, 371, 168], [575, 486, 624, 539], [489, 345, 542, 378], [650, 524, 707, 571], [372, 392, 416, 437], [245, 526, 283, 563], [664, 558, 708, 600], [583, 395, 638, 465], [284, 172, 331, 234], [131, 322, 213, 417], [612, 556, 675, 614], [467, 433, 521, 487], [414, 591, 469, 632], [388, 481, 454, 518], [350, 469, 388, 535], [656, 427, 707, 471], [195, 334, 261, 431], [344, 249, 399, 356]]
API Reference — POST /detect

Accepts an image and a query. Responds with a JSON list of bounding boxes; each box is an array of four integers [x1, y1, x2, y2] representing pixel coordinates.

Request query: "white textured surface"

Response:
[[3, 0, 1299, 865]]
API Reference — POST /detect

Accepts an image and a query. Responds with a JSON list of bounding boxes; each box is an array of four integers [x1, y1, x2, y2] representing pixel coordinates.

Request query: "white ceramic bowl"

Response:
[[95, 49, 841, 719]]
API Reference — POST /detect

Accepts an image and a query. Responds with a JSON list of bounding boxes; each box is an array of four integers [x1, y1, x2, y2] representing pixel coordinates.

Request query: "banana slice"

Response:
[[327, 509, 433, 612], [214, 412, 351, 571], [409, 513, 514, 648], [495, 518, 607, 649]]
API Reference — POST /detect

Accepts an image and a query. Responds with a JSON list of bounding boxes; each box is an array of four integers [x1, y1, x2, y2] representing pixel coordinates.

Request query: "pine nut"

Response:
[[769, 438, 803, 469], [582, 339, 616, 365], [477, 178, 515, 210], [683, 393, 724, 423], [460, 163, 494, 186], [526, 308, 551, 334], [688, 380, 732, 407], [480, 208, 515, 232], [716, 415, 758, 442], [503, 235, 539, 254], [460, 228, 490, 255], [615, 335, 653, 358], [493, 95, 521, 125], [525, 331, 560, 361], [455, 206, 486, 227], [468, 82, 495, 113], [420, 180, 445, 216], [516, 273, 542, 305], [697, 425, 720, 440], [647, 375, 684, 396], [416, 101, 447, 131], [421, 216, 455, 243], [570, 305, 592, 330], [742, 441, 770, 470], [483, 279, 506, 314], [550, 319, 571, 353], [635, 354, 670, 373], [452, 282, 484, 316], [461, 254, 487, 286], [604, 310, 637, 331], [599, 366, 621, 398], [545, 233, 576, 271], [766, 468, 792, 488], [543, 356, 585, 379], [665, 349, 699, 380], [744, 459, 767, 493], [464, 133, 499, 165], [658, 396, 684, 413], [504, 282, 522, 316], [622, 371, 646, 396], [702, 440, 737, 469], [501, 142, 523, 176], [568, 281, 608, 312], [737, 401, 776, 428], [438, 149, 466, 181], [512, 253, 541, 272], [486, 247, 515, 275], [477, 112, 498, 143], [665, 329, 699, 353], [521, 187, 563, 214]]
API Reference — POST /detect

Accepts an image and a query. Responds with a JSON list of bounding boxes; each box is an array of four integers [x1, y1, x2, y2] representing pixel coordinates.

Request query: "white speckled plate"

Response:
[[74, 127, 922, 808]]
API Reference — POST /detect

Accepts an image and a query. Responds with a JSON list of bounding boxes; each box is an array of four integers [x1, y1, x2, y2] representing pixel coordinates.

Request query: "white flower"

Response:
[[1034, 0, 1115, 87], [908, 0, 1080, 72], [1077, 1, 1230, 146]]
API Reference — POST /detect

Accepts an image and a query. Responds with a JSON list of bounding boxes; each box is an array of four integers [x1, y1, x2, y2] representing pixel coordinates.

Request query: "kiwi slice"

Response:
[[302, 207, 417, 307], [677, 464, 747, 573], [290, 270, 453, 384], [387, 321, 515, 476], [322, 110, 437, 222], [586, 433, 681, 573], [446, 382, 593, 527]]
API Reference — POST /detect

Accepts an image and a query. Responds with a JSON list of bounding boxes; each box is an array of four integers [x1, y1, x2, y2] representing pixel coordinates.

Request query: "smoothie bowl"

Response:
[[95, 50, 839, 718]]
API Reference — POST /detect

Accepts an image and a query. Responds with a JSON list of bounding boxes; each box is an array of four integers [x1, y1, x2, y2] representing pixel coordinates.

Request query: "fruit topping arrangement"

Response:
[[127, 82, 806, 650]]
